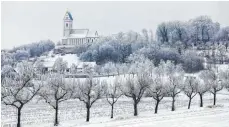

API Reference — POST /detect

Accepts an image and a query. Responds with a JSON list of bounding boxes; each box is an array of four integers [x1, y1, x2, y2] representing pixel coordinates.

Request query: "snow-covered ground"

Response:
[[1, 90, 229, 127], [39, 52, 95, 68]]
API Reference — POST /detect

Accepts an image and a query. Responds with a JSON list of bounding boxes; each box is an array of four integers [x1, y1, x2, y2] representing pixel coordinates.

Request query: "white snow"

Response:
[[1, 89, 229, 127], [39, 53, 95, 68]]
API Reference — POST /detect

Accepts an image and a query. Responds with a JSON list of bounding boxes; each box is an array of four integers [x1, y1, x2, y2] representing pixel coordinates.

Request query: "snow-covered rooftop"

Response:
[[62, 29, 98, 39]]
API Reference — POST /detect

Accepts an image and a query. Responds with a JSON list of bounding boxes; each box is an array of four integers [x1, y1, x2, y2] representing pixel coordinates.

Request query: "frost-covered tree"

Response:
[[200, 69, 224, 105], [39, 74, 71, 126], [189, 15, 220, 44], [122, 73, 150, 116], [14, 50, 30, 61], [181, 51, 204, 73], [104, 78, 123, 118], [72, 77, 104, 122], [120, 63, 128, 77], [11, 40, 55, 58], [1, 51, 15, 67], [215, 44, 227, 64], [183, 76, 198, 109], [159, 61, 184, 111], [196, 78, 210, 107], [34, 60, 45, 74], [128, 53, 154, 76], [102, 62, 116, 77], [215, 26, 229, 50], [147, 72, 167, 114], [167, 21, 189, 47], [142, 28, 149, 42], [156, 22, 169, 43], [1, 62, 41, 127], [52, 58, 68, 73], [1, 65, 16, 82]]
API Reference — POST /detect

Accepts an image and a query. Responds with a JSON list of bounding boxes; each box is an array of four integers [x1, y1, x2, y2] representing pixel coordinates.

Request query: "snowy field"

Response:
[[1, 90, 229, 127]]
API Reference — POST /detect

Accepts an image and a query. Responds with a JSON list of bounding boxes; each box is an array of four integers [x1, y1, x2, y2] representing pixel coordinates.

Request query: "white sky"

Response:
[[1, 1, 229, 49]]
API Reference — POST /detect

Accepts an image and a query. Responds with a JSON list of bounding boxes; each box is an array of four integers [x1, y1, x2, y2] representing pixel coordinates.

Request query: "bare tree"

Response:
[[104, 78, 123, 118], [39, 73, 72, 126], [196, 78, 210, 107], [200, 69, 224, 105], [183, 76, 198, 109], [147, 75, 167, 114], [122, 73, 150, 116], [1, 62, 41, 127], [158, 61, 184, 111], [72, 77, 104, 122], [167, 74, 184, 111]]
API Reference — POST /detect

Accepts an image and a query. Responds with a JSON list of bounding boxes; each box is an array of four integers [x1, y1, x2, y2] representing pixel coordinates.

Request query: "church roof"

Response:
[[67, 11, 73, 20], [69, 29, 89, 38], [64, 11, 73, 20], [64, 29, 99, 38]]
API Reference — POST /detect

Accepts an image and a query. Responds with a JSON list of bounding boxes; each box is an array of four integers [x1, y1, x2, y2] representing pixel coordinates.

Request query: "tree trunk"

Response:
[[155, 100, 160, 114], [86, 106, 90, 122], [171, 96, 175, 111], [17, 107, 22, 127], [54, 101, 59, 126], [111, 104, 114, 118], [188, 97, 192, 109], [199, 93, 203, 107], [134, 102, 138, 116], [213, 93, 216, 105]]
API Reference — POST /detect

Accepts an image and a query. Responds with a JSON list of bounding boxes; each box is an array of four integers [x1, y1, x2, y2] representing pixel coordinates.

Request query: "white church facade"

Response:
[[58, 11, 99, 47]]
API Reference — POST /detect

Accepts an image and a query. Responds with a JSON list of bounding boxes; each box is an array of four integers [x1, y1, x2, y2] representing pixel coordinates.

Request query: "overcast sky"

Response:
[[2, 1, 229, 49]]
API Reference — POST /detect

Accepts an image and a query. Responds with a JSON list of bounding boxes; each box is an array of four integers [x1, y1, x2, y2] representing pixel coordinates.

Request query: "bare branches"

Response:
[[39, 73, 71, 109]]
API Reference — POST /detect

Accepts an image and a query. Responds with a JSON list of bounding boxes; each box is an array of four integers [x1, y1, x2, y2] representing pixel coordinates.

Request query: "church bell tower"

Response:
[[63, 11, 73, 37]]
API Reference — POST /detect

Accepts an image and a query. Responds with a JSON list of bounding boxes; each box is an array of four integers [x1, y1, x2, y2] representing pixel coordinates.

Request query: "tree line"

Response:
[[1, 59, 229, 127]]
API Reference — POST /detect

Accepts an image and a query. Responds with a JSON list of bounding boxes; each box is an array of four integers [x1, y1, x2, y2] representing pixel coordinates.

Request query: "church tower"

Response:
[[63, 11, 73, 37]]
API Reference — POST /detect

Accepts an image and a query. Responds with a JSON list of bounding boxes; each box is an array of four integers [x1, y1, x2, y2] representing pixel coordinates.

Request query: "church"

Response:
[[59, 11, 99, 47]]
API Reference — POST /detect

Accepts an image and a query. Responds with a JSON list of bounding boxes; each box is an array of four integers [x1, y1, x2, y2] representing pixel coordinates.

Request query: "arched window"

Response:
[[66, 23, 68, 27]]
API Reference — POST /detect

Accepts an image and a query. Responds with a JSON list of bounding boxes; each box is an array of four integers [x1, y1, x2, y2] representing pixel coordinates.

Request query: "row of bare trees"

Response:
[[2, 61, 229, 127]]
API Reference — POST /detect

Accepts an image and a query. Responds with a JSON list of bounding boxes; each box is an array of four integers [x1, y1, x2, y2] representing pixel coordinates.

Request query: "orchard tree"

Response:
[[200, 69, 224, 105], [196, 78, 210, 107], [159, 61, 184, 111], [39, 74, 72, 126], [71, 73, 104, 122], [104, 78, 123, 118], [1, 62, 41, 127], [147, 73, 167, 114], [122, 73, 150, 116], [183, 76, 198, 109]]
